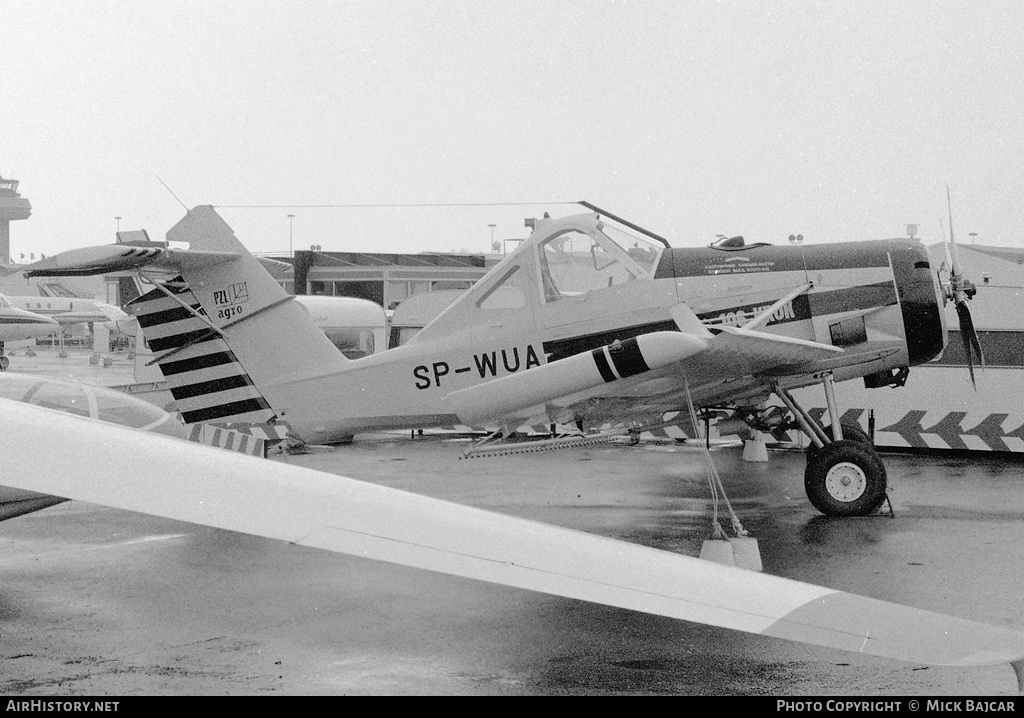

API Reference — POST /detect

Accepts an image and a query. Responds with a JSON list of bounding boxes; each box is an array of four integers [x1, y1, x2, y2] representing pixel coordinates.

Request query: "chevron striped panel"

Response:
[[131, 285, 276, 426]]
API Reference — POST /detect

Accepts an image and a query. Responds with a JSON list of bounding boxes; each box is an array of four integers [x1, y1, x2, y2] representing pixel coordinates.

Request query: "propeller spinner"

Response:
[[944, 187, 985, 388]]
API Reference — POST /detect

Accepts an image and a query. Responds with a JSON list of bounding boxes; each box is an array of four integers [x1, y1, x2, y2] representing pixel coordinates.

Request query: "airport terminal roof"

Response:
[[297, 250, 486, 268]]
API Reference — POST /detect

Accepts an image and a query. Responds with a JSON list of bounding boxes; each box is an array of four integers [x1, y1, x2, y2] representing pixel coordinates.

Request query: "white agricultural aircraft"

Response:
[[8, 204, 1024, 690], [27, 202, 983, 518]]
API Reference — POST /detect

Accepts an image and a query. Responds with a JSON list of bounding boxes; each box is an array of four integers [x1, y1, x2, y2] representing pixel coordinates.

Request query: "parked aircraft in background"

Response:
[[294, 294, 386, 359], [1, 378, 1023, 689], [0, 294, 59, 369], [388, 288, 466, 348], [26, 203, 982, 519], [7, 294, 134, 336]]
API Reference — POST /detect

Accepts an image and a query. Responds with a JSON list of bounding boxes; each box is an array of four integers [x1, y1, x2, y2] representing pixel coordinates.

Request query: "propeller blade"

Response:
[[938, 218, 953, 285], [945, 186, 983, 389], [955, 300, 985, 389], [947, 186, 963, 286]]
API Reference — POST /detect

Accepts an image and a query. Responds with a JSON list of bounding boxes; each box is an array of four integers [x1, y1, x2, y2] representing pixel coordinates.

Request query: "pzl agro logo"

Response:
[[212, 282, 248, 319]]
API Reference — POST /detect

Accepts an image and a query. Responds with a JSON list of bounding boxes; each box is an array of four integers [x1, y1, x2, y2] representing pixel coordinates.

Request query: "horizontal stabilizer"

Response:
[[24, 245, 241, 278], [449, 331, 708, 426], [6, 397, 1024, 675]]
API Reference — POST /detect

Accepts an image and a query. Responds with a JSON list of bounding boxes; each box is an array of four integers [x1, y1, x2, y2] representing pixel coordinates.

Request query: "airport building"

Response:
[[282, 249, 496, 309], [101, 242, 498, 312], [0, 174, 32, 264]]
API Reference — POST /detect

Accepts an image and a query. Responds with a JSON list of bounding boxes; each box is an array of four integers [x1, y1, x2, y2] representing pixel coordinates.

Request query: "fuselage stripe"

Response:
[[591, 347, 616, 382], [608, 337, 650, 378], [0, 317, 56, 325]]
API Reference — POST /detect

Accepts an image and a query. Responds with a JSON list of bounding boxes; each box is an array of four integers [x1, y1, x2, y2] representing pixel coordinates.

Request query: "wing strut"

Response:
[[741, 283, 813, 331]]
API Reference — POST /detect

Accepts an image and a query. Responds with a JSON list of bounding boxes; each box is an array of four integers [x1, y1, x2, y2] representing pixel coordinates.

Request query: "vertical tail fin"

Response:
[[131, 281, 278, 425], [135, 206, 347, 426]]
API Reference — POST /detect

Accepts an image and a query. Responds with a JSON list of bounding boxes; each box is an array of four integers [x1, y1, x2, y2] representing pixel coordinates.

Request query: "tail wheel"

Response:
[[804, 439, 887, 517]]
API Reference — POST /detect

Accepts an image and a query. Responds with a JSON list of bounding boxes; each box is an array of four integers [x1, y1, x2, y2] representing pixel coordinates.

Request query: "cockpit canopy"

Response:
[[0, 374, 186, 438], [535, 219, 663, 303]]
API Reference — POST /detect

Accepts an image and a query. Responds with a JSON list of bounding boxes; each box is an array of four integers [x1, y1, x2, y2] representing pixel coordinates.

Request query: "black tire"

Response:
[[835, 422, 872, 446], [804, 439, 888, 517], [806, 421, 872, 459], [0, 356, 8, 371]]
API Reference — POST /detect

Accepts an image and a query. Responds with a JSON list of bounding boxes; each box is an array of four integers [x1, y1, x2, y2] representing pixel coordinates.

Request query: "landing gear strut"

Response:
[[775, 373, 888, 517]]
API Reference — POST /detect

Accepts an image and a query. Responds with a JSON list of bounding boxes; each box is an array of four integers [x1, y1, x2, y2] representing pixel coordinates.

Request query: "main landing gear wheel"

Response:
[[804, 440, 888, 517], [806, 421, 872, 460]]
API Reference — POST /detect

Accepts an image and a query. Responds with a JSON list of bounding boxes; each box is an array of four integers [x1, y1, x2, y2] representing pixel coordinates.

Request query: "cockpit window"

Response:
[[597, 224, 662, 275], [539, 229, 651, 302], [0, 374, 186, 438], [24, 381, 92, 417]]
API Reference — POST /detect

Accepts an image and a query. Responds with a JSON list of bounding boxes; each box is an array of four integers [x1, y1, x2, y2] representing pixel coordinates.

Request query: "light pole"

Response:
[[115, 216, 122, 233], [488, 224, 496, 252], [288, 214, 295, 256], [969, 232, 978, 246]]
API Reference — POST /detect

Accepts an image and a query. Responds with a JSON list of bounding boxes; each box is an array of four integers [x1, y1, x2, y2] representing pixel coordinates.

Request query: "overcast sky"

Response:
[[3, 0, 1022, 260]]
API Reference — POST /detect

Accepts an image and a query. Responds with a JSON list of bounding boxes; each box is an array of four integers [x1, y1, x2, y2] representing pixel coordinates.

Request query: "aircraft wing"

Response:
[[698, 325, 843, 374], [49, 310, 113, 325], [5, 396, 1024, 674], [670, 302, 843, 377]]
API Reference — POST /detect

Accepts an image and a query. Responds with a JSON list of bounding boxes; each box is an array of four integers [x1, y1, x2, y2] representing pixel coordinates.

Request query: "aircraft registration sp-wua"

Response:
[[3, 374, 1024, 690], [25, 203, 983, 519]]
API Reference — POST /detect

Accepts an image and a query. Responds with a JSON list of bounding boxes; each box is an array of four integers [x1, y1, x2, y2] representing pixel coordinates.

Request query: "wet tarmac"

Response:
[[1, 350, 1023, 695]]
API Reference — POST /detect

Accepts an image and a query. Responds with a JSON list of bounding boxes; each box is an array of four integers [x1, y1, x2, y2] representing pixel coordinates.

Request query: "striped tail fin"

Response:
[[133, 205, 348, 438], [131, 281, 277, 426]]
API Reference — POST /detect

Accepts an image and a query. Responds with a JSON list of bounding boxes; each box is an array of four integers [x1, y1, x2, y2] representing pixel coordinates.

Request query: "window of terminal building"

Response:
[[314, 280, 384, 307]]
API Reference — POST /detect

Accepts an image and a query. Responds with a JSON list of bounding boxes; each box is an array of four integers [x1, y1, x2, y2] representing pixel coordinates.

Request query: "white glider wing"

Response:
[[4, 397, 1024, 675]]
